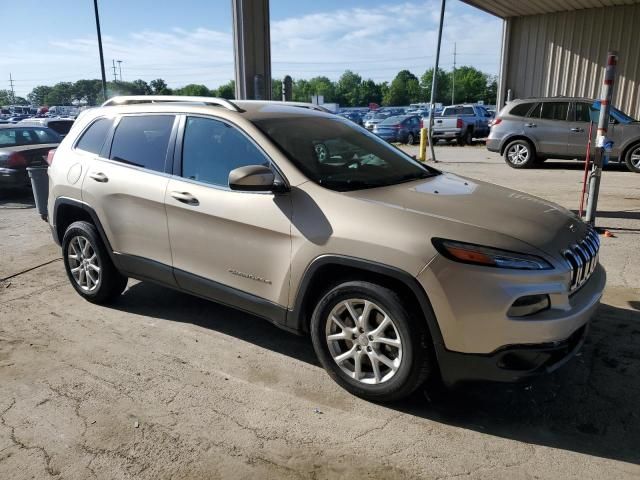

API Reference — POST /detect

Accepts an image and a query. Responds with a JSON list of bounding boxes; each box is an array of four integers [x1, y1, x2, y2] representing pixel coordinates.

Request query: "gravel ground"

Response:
[[0, 146, 639, 479]]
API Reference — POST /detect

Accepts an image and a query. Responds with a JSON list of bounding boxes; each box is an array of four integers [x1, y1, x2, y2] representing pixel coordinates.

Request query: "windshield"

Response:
[[253, 116, 438, 192], [0, 127, 60, 148]]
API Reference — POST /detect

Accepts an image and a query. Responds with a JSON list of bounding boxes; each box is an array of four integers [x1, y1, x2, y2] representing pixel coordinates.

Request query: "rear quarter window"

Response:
[[508, 103, 534, 117], [76, 118, 113, 155]]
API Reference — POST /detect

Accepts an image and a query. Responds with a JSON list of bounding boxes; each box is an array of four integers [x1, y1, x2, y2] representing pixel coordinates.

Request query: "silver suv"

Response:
[[47, 96, 606, 401], [487, 97, 640, 172]]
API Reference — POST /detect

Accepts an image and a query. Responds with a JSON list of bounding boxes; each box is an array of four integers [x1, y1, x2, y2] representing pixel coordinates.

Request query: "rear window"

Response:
[[442, 106, 475, 116], [76, 118, 113, 155], [540, 102, 569, 121], [109, 115, 175, 172], [47, 120, 74, 135], [0, 127, 59, 148], [509, 103, 534, 117]]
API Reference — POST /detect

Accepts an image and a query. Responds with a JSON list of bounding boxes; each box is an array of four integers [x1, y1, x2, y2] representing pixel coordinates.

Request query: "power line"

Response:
[[9, 73, 16, 103]]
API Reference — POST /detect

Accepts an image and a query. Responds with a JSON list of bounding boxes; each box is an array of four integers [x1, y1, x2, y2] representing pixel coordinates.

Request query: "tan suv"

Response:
[[47, 96, 606, 401]]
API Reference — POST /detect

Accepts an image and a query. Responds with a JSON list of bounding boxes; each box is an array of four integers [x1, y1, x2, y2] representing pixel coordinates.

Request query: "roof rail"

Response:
[[101, 95, 243, 112]]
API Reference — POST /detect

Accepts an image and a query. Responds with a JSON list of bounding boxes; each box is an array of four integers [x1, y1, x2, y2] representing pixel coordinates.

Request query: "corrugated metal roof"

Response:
[[462, 0, 640, 18]]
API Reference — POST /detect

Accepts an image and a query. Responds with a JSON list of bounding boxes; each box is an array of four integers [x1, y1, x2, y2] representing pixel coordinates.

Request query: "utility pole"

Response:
[[585, 51, 618, 226], [112, 60, 118, 82], [451, 42, 456, 105], [93, 0, 108, 102], [427, 0, 446, 163], [117, 60, 123, 82], [9, 73, 15, 104]]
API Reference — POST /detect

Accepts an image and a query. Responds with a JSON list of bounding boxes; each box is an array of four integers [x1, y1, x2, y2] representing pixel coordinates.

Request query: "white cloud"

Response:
[[3, 0, 501, 98]]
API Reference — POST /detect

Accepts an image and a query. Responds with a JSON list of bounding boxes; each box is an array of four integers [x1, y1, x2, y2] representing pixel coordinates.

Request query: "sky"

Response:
[[2, 0, 502, 98]]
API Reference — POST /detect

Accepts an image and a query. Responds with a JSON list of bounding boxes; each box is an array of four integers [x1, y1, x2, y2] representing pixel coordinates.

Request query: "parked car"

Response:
[[339, 111, 364, 126], [431, 104, 492, 145], [19, 117, 75, 138], [363, 112, 391, 130], [373, 115, 421, 144], [487, 97, 640, 172], [47, 95, 605, 402], [0, 125, 61, 187]]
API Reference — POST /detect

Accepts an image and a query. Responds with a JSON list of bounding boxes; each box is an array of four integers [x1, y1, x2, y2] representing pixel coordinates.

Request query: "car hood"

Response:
[[344, 172, 586, 256]]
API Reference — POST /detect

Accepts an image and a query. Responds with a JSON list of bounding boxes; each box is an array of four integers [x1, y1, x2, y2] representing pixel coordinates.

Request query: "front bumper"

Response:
[[418, 256, 605, 385]]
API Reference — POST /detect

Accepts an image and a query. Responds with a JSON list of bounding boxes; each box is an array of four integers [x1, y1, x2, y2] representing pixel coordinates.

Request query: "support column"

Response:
[[232, 0, 272, 100], [497, 18, 511, 109]]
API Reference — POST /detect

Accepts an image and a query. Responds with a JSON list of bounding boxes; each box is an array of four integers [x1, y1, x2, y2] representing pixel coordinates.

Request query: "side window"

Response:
[[509, 103, 534, 117], [181, 116, 270, 188], [527, 103, 542, 118], [540, 102, 569, 121], [110, 115, 174, 172], [76, 118, 113, 155], [573, 103, 593, 123]]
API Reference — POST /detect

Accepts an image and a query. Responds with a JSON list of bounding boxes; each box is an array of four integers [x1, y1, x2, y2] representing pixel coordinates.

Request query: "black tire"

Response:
[[406, 133, 415, 145], [624, 144, 640, 173], [503, 139, 536, 168], [310, 281, 432, 402], [464, 129, 473, 145], [62, 221, 128, 304]]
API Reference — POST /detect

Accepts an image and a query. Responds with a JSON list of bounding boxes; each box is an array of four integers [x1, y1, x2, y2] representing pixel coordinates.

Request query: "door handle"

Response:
[[570, 127, 584, 132], [88, 172, 108, 183], [525, 123, 537, 128], [170, 191, 199, 206]]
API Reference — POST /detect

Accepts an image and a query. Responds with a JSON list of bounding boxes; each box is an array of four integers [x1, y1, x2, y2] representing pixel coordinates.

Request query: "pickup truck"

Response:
[[431, 104, 492, 145]]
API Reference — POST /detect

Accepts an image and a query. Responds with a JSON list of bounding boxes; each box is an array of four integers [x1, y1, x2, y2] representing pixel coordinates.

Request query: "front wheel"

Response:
[[62, 221, 128, 304], [625, 145, 640, 173], [504, 139, 536, 168], [310, 281, 432, 402]]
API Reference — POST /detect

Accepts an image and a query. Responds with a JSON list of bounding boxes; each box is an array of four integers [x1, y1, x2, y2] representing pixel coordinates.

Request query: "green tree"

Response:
[[335, 70, 362, 106], [307, 76, 335, 102], [73, 79, 102, 105], [452, 66, 487, 104], [420, 68, 450, 104], [360, 79, 382, 106], [271, 78, 282, 100], [216, 80, 235, 99], [131, 79, 152, 95], [175, 84, 211, 96], [150, 78, 171, 95], [27, 86, 53, 106], [383, 70, 420, 106], [44, 82, 74, 105], [484, 76, 498, 105], [292, 79, 311, 102]]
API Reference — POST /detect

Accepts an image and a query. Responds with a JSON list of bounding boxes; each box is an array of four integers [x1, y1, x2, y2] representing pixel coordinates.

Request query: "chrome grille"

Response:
[[563, 228, 600, 293]]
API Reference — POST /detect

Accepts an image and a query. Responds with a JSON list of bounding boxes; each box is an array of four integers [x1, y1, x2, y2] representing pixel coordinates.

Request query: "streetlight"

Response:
[[93, 0, 108, 101]]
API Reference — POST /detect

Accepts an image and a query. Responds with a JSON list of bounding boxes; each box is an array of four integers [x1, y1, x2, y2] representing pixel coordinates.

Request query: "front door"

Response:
[[165, 115, 292, 311]]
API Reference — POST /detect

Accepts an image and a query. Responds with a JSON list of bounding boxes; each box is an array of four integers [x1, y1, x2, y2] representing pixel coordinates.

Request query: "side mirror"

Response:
[[229, 165, 276, 191]]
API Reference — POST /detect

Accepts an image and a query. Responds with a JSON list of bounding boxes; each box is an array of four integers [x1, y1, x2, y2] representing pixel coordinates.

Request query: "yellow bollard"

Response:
[[419, 128, 428, 162]]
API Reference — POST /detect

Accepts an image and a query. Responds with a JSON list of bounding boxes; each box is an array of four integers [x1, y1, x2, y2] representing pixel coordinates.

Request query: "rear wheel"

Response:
[[504, 139, 536, 168], [62, 221, 128, 304], [625, 145, 640, 173], [406, 133, 415, 145], [310, 281, 432, 402]]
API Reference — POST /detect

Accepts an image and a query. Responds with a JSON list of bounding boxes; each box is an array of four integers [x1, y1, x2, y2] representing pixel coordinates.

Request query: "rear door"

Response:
[[524, 101, 570, 157], [81, 114, 178, 285], [165, 115, 292, 309], [566, 102, 594, 159]]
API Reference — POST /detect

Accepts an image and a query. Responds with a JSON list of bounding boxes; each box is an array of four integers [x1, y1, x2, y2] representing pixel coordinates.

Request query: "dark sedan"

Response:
[[372, 115, 422, 144], [0, 125, 61, 187]]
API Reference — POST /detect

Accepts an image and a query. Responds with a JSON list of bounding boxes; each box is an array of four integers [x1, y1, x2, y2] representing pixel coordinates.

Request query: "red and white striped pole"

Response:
[[585, 51, 618, 225]]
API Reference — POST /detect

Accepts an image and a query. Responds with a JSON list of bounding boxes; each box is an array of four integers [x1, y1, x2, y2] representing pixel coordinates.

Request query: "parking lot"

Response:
[[1, 146, 639, 479]]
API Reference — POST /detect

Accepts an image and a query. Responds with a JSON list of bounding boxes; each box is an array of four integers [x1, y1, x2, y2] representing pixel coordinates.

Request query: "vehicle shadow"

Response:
[[112, 282, 640, 465]]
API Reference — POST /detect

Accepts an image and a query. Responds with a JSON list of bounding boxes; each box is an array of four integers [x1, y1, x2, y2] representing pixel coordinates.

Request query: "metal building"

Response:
[[462, 1, 640, 117]]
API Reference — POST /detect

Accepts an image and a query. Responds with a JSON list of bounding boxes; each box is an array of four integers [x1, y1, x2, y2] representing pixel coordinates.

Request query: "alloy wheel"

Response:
[[507, 144, 530, 165], [630, 147, 640, 169], [325, 299, 402, 384], [67, 235, 101, 292]]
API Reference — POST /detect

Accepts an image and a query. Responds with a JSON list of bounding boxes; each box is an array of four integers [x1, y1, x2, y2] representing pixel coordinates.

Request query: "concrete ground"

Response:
[[0, 146, 639, 479]]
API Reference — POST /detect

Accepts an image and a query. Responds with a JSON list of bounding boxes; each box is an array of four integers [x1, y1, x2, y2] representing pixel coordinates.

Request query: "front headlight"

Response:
[[432, 239, 553, 270]]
